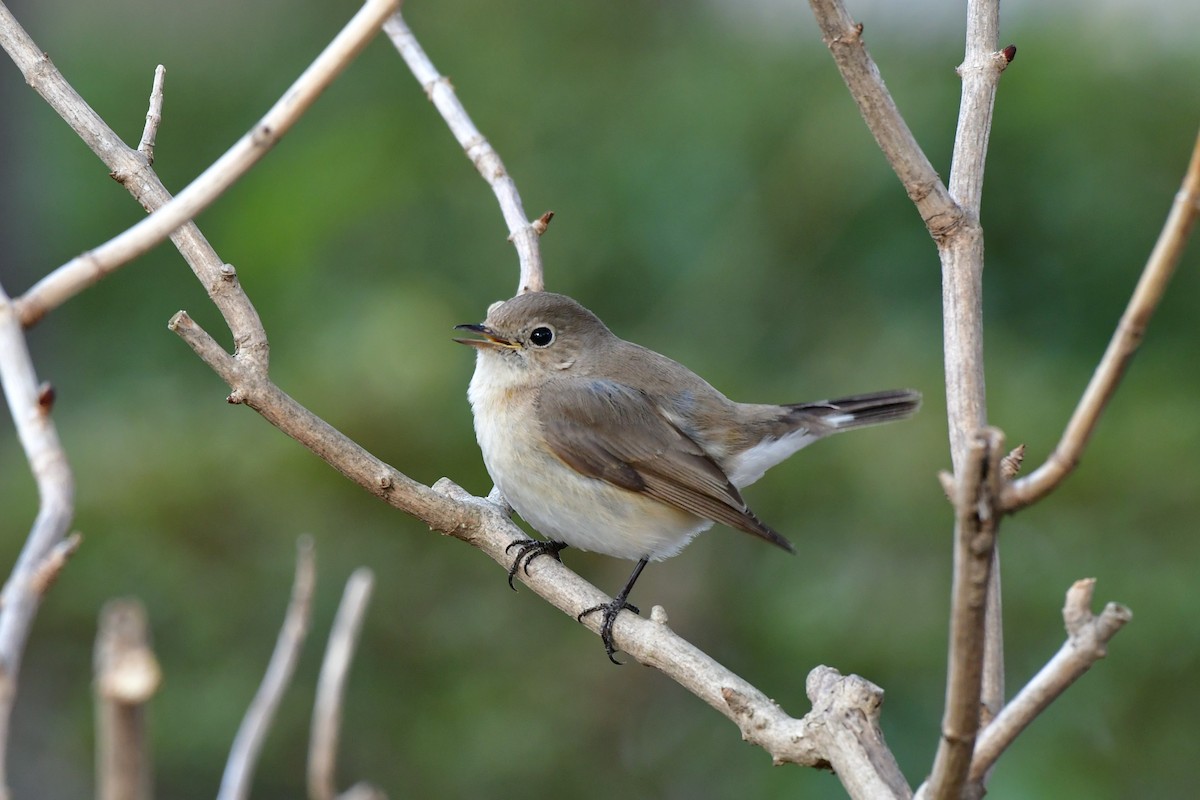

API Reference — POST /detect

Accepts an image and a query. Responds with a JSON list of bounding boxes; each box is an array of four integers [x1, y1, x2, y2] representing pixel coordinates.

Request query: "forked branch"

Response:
[[969, 579, 1131, 781], [7, 0, 401, 328]]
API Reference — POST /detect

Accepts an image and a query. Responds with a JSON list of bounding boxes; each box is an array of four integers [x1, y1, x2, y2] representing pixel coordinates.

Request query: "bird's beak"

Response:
[[453, 323, 518, 350]]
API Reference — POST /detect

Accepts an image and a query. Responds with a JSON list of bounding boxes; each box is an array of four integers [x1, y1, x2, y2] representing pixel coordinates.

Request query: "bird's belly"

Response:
[[473, 397, 710, 561]]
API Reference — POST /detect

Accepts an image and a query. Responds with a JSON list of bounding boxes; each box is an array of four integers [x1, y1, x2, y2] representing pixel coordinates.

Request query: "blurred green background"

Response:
[[1, 0, 1197, 797]]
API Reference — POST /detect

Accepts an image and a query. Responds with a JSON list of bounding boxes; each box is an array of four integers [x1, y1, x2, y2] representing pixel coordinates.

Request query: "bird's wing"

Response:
[[536, 379, 794, 552]]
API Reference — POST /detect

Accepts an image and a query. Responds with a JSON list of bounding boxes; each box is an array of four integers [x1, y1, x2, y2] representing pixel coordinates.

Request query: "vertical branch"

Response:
[[94, 600, 162, 800], [923, 430, 1003, 800], [308, 569, 376, 800], [0, 280, 75, 800]]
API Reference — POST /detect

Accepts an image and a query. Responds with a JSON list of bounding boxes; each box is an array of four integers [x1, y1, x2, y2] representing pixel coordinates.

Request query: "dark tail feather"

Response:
[[787, 389, 922, 432]]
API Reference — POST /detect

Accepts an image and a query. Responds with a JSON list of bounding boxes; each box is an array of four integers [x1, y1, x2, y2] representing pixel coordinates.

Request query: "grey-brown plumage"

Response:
[[456, 291, 920, 661]]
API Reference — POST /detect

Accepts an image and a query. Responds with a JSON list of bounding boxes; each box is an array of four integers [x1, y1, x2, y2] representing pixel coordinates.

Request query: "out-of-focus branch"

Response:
[[218, 538, 317, 800], [4, 0, 400, 327], [0, 280, 75, 800], [1002, 128, 1200, 512], [384, 11, 547, 296], [968, 579, 1130, 782], [94, 600, 161, 800], [309, 569, 379, 800]]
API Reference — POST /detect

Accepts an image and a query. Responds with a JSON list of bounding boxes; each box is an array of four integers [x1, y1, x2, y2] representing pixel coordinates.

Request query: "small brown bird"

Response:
[[457, 292, 920, 662]]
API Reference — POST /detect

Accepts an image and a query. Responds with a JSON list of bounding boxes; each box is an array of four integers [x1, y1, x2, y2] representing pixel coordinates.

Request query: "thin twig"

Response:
[[969, 579, 1131, 781], [384, 11, 546, 295], [0, 279, 75, 800], [11, 0, 400, 327], [308, 569, 376, 800], [218, 538, 317, 800], [138, 65, 166, 163], [1003, 128, 1200, 512], [95, 599, 161, 800]]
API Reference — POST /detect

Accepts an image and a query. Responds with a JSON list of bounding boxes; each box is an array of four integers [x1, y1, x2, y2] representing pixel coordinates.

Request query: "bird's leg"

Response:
[[505, 539, 568, 590], [578, 558, 648, 665]]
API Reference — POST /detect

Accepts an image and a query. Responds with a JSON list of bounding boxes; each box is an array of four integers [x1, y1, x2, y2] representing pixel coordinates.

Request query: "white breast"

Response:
[[467, 352, 712, 562]]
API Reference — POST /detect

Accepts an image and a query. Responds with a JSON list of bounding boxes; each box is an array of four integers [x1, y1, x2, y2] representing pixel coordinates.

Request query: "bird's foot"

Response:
[[577, 597, 641, 665], [504, 539, 568, 590]]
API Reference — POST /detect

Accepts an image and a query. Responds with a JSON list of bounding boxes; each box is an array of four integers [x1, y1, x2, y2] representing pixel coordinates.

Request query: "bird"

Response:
[[455, 291, 920, 663]]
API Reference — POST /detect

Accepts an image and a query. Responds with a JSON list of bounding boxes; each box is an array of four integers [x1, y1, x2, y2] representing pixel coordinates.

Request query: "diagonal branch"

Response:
[[969, 579, 1131, 782], [1002, 128, 1200, 512], [807, 0, 961, 239], [384, 11, 546, 296], [6, 0, 400, 328]]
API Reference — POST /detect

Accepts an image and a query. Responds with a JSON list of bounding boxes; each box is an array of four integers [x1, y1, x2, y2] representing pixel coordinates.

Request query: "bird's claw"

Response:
[[578, 597, 641, 665], [504, 539, 567, 591]]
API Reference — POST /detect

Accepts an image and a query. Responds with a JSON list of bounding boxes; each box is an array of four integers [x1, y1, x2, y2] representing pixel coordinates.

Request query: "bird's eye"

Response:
[[529, 326, 555, 347]]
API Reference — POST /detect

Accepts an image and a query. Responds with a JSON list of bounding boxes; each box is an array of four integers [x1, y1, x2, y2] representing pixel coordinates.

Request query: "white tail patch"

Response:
[[726, 428, 820, 488]]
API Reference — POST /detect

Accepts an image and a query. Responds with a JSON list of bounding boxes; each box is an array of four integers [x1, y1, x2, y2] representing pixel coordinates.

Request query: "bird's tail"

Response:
[[787, 389, 922, 432]]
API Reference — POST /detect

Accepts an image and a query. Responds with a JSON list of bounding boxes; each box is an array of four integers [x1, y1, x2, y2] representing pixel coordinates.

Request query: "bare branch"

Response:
[[923, 428, 1004, 800], [309, 569, 376, 800], [806, 0, 960, 239], [428, 480, 912, 797], [9, 0, 400, 327], [969, 580, 1132, 781], [138, 65, 166, 163], [168, 311, 479, 535], [1003, 128, 1200, 512], [0, 1, 271, 367], [218, 538, 317, 800], [384, 11, 545, 295], [94, 599, 161, 800], [0, 280, 75, 799]]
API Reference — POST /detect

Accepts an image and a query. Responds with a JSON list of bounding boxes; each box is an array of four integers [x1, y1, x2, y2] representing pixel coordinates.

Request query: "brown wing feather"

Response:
[[537, 379, 794, 553]]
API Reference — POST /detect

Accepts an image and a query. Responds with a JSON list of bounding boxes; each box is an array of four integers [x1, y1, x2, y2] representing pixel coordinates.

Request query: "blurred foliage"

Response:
[[0, 0, 1197, 798]]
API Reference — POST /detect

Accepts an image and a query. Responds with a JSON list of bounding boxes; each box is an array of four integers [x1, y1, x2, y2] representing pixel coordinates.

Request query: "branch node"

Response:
[[220, 263, 238, 281], [36, 381, 55, 413], [422, 74, 451, 101], [532, 210, 555, 236], [938, 470, 956, 500], [649, 604, 669, 625], [30, 532, 82, 595], [1000, 443, 1026, 479]]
